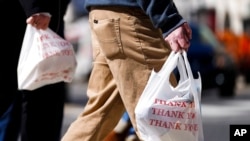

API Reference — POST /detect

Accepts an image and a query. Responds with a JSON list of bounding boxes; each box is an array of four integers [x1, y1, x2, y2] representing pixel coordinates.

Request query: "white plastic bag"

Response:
[[135, 51, 204, 141], [17, 24, 77, 90]]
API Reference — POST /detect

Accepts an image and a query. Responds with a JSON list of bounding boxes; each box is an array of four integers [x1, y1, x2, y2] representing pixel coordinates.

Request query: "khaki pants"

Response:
[[62, 6, 176, 141]]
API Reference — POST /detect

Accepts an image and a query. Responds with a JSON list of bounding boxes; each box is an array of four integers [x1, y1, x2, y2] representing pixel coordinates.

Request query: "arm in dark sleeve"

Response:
[[136, 0, 186, 37], [19, 0, 51, 17]]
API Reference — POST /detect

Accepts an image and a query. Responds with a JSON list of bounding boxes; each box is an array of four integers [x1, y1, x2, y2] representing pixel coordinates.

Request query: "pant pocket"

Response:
[[91, 18, 124, 59]]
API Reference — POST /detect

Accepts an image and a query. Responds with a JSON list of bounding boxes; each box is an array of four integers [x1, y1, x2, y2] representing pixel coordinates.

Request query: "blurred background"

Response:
[[62, 0, 250, 141], [174, 0, 250, 98]]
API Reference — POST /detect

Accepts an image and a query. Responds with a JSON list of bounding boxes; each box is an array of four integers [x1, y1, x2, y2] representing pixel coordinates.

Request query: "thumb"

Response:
[[26, 17, 35, 24]]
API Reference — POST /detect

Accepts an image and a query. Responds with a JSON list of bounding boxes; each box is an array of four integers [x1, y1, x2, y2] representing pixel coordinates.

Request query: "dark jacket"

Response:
[[19, 0, 70, 35], [0, 1, 27, 116], [84, 0, 186, 37], [0, 0, 70, 115]]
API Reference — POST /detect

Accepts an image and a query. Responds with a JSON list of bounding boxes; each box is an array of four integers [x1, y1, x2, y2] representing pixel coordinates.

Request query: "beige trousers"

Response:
[[62, 6, 176, 141]]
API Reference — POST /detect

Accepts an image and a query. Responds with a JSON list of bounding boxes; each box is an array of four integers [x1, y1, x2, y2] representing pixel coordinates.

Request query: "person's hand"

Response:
[[164, 22, 192, 52], [26, 13, 51, 30]]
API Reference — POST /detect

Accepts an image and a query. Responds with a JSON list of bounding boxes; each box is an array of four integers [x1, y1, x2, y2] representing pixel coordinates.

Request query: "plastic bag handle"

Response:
[[157, 51, 181, 85], [182, 51, 204, 141], [176, 53, 188, 83]]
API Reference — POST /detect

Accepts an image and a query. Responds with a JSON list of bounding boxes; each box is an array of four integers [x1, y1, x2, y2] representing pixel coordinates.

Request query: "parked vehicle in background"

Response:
[[175, 22, 238, 97]]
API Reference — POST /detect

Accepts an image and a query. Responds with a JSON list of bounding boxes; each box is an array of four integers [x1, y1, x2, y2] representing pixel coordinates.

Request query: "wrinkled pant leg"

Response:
[[62, 6, 175, 141], [88, 7, 175, 138], [62, 43, 125, 141]]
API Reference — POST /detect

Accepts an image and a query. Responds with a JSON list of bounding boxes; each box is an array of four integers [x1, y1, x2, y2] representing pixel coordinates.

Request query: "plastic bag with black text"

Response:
[[17, 24, 77, 90], [135, 51, 204, 141]]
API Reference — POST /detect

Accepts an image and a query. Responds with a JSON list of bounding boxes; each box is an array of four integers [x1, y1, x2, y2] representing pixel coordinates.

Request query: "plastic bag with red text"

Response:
[[17, 24, 77, 90], [135, 51, 204, 141]]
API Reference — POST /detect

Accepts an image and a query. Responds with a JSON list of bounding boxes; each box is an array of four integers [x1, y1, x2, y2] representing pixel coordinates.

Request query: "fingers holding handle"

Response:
[[165, 22, 192, 52]]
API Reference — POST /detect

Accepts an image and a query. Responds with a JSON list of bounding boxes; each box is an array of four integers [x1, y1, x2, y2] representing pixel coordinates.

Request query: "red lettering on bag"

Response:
[[189, 102, 195, 108], [183, 123, 198, 132], [41, 42, 50, 48], [152, 108, 185, 119], [34, 68, 72, 82], [186, 112, 196, 119], [58, 41, 71, 47], [39, 34, 50, 41], [149, 119, 182, 130], [154, 98, 188, 107]]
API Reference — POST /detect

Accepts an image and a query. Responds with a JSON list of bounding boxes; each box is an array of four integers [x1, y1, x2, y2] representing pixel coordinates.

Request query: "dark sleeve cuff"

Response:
[[162, 18, 187, 38]]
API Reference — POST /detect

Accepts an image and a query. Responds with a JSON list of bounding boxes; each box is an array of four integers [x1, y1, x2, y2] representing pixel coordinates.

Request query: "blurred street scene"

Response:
[[62, 0, 250, 140]]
